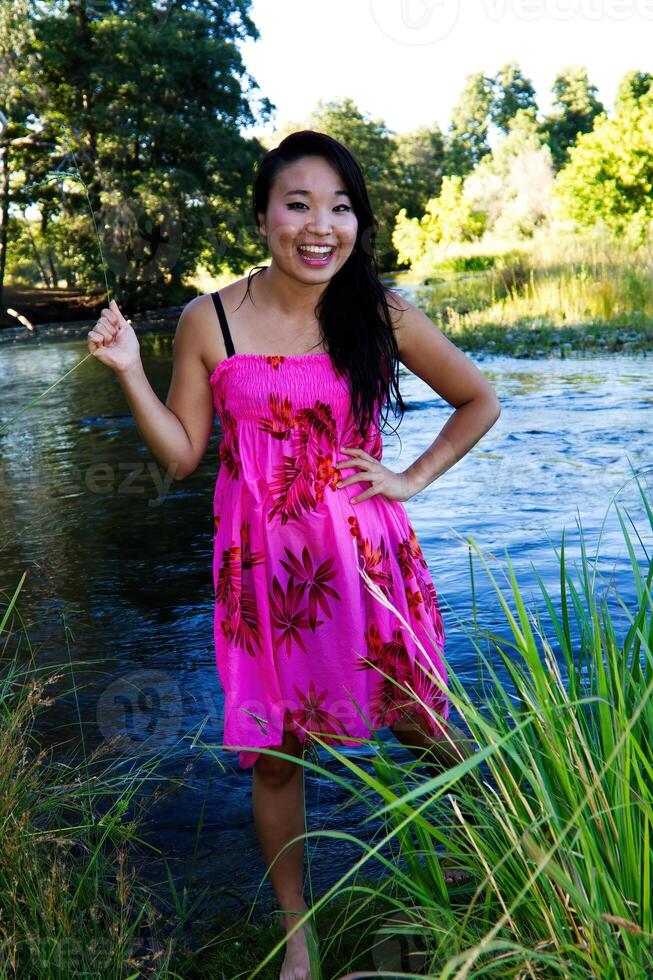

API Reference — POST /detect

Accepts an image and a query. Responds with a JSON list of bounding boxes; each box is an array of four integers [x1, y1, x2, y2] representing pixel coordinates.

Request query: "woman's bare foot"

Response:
[[439, 851, 475, 887], [279, 900, 314, 980]]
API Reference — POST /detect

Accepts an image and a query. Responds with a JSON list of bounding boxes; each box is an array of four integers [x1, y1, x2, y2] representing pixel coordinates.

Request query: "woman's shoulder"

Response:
[[180, 276, 249, 320], [174, 279, 247, 376]]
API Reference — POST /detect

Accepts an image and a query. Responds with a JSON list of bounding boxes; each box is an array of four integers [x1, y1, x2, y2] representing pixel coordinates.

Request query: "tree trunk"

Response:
[[21, 208, 52, 288], [47, 247, 58, 288], [0, 137, 9, 310]]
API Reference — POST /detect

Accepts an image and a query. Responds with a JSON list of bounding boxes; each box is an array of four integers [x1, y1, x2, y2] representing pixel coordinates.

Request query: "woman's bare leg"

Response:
[[390, 711, 483, 824], [251, 727, 313, 980], [389, 711, 483, 883], [390, 710, 478, 774]]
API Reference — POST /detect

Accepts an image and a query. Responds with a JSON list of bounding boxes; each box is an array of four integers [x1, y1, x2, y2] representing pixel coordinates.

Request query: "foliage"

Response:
[[397, 109, 554, 262], [614, 69, 653, 112], [4, 22, 653, 309], [393, 123, 447, 220], [447, 62, 538, 177], [544, 65, 605, 170], [0, 575, 179, 977], [0, 0, 32, 127], [393, 175, 486, 270], [4, 0, 273, 308], [413, 227, 653, 355], [554, 92, 653, 237], [435, 253, 497, 274], [430, 176, 486, 244], [0, 0, 35, 305], [446, 71, 494, 176], [491, 60, 538, 134]]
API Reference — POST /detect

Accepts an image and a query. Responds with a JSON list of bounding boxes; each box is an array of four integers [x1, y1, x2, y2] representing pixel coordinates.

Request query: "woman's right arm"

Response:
[[87, 297, 215, 481]]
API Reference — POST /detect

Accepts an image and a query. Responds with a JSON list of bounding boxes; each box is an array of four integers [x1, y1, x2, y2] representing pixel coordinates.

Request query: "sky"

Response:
[[238, 0, 653, 140]]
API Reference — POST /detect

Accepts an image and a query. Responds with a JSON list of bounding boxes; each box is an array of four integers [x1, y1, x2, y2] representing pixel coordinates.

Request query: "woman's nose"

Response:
[[306, 214, 333, 234]]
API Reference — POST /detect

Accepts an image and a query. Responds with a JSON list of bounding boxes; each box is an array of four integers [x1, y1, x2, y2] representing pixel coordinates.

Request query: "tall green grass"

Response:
[[199, 466, 652, 979], [0, 573, 186, 978], [413, 228, 653, 355], [3, 464, 652, 977]]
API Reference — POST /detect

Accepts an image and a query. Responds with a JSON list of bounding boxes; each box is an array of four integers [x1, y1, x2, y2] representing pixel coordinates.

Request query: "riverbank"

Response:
[[440, 318, 653, 357], [0, 282, 199, 330], [1, 294, 650, 358], [0, 298, 186, 345], [0, 284, 107, 328], [399, 230, 653, 357]]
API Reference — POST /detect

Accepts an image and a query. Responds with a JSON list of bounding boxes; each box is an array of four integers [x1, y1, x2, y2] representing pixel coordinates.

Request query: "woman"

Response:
[[87, 130, 500, 980]]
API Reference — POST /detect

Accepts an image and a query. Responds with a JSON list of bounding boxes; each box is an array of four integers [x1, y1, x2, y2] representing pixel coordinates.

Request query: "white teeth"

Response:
[[298, 245, 334, 254]]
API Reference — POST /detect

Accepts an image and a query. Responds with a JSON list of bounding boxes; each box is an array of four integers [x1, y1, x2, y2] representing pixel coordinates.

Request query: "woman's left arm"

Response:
[[390, 291, 501, 498]]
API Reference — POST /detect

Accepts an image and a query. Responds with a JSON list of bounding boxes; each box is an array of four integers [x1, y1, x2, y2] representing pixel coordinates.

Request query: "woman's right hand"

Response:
[[87, 299, 141, 374]]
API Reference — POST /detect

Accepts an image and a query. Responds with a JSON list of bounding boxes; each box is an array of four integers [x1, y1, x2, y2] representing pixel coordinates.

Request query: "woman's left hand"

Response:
[[335, 446, 415, 504]]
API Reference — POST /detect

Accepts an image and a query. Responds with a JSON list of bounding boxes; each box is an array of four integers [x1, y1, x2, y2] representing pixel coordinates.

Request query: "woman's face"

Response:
[[257, 155, 358, 282]]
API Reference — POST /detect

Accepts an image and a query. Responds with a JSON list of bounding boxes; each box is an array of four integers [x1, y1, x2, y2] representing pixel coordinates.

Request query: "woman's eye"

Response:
[[287, 202, 352, 212]]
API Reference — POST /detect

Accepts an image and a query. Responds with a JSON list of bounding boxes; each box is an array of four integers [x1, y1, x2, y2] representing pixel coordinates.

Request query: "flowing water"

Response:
[[1, 318, 651, 940]]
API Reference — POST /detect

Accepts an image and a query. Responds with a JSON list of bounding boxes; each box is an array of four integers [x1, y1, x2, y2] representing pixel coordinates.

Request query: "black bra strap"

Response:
[[211, 291, 235, 358]]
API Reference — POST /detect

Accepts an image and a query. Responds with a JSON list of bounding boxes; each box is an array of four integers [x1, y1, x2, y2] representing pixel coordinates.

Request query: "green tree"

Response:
[[446, 71, 494, 177], [0, 0, 39, 305], [393, 175, 485, 271], [9, 0, 273, 308], [393, 124, 446, 219], [307, 97, 403, 269], [491, 60, 538, 134], [544, 65, 604, 170], [614, 69, 653, 111], [554, 92, 653, 238]]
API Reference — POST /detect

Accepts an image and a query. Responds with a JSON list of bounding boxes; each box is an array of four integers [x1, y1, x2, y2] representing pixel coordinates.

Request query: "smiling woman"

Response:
[[87, 129, 499, 980]]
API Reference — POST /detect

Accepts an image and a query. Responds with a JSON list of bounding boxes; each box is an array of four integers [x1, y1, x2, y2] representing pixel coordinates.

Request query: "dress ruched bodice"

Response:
[[208, 295, 450, 769]]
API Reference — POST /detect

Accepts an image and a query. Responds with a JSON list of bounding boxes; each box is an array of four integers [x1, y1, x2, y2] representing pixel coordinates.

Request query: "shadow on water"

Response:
[[0, 325, 651, 941]]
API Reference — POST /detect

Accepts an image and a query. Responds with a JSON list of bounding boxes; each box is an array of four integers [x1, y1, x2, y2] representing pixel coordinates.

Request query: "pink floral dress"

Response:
[[209, 291, 450, 768]]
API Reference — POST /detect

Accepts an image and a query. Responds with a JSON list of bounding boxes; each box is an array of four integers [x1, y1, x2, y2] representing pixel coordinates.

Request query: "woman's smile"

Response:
[[296, 243, 337, 266]]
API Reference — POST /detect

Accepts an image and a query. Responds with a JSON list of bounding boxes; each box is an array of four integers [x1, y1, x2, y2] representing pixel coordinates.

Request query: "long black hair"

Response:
[[238, 129, 406, 440]]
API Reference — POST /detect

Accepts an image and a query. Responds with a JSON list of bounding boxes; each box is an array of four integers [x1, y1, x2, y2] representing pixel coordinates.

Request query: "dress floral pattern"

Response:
[[210, 352, 450, 768]]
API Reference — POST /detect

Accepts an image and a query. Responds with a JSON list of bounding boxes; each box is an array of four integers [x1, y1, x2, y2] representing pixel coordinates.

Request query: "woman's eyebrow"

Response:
[[283, 189, 351, 198]]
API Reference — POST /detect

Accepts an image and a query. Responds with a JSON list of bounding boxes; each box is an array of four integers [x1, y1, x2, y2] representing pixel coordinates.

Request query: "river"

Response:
[[1, 311, 650, 942]]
